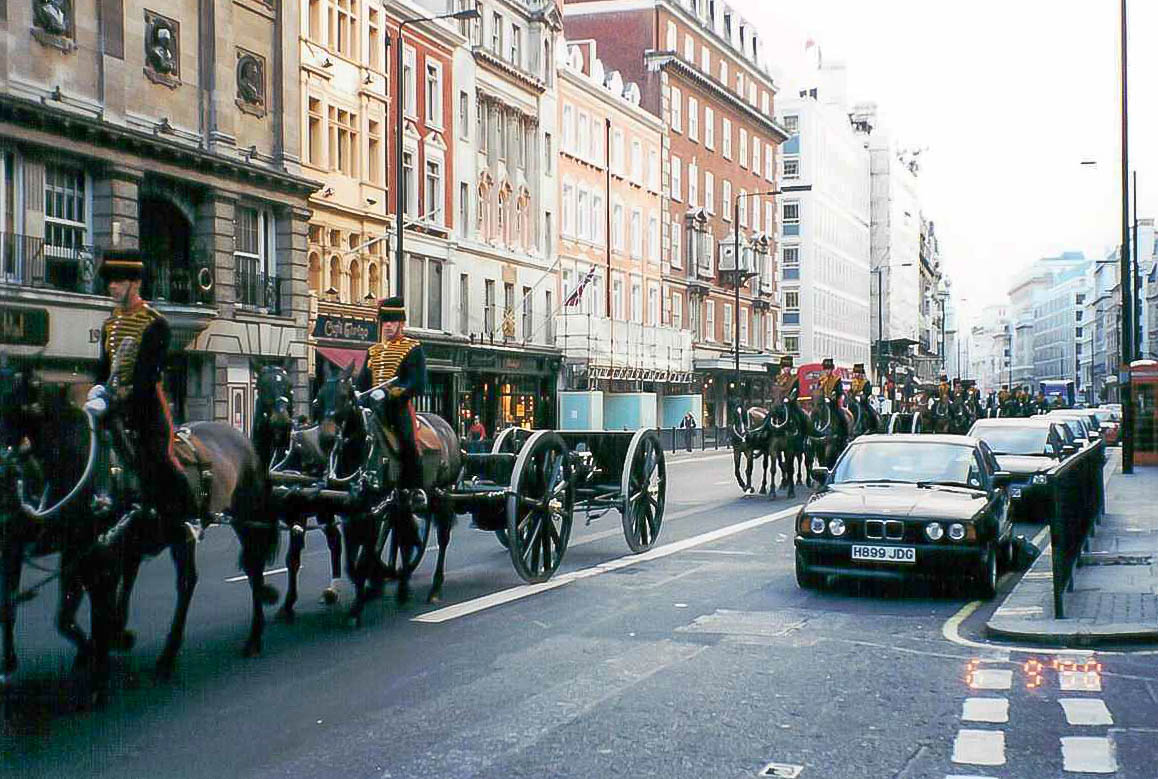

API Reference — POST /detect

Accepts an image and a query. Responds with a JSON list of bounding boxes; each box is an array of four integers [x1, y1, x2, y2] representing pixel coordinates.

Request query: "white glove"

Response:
[[84, 384, 110, 417]]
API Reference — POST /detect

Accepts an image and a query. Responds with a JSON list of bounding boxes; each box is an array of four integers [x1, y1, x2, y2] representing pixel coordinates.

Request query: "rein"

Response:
[[15, 405, 101, 521]]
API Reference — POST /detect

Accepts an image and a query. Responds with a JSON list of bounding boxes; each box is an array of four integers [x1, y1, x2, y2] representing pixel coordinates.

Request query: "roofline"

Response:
[[560, 66, 666, 133]]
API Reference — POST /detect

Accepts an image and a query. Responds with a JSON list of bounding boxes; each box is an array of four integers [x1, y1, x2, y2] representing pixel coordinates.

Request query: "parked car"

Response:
[[1089, 408, 1120, 445], [794, 434, 1013, 598], [1046, 410, 1098, 443], [967, 418, 1073, 521]]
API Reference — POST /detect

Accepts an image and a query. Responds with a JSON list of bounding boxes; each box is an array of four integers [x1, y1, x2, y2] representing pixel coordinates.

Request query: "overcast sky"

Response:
[[728, 0, 1157, 322]]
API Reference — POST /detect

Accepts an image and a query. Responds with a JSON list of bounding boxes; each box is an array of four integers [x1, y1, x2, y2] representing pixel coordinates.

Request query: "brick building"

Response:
[[563, 0, 790, 426]]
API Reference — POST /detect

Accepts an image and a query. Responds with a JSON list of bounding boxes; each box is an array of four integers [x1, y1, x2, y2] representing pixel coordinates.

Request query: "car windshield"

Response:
[[832, 442, 981, 487], [969, 425, 1051, 455], [1055, 419, 1086, 438]]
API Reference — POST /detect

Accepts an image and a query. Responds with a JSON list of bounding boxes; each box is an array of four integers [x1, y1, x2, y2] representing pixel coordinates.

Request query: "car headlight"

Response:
[[810, 517, 827, 535], [948, 523, 966, 541], [925, 522, 944, 541], [1032, 474, 1048, 485], [828, 518, 846, 537]]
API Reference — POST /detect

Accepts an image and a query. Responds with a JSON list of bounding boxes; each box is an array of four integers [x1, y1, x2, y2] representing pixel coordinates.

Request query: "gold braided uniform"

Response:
[[850, 376, 867, 395], [102, 303, 163, 392], [365, 337, 421, 387]]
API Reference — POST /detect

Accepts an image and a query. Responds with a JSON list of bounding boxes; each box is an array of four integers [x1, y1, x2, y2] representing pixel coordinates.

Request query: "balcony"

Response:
[[234, 255, 282, 314], [0, 232, 97, 294], [555, 314, 694, 375]]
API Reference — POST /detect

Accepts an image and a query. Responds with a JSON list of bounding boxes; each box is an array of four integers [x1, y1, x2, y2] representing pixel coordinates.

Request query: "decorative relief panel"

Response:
[[236, 49, 266, 118], [144, 11, 181, 88], [31, 0, 76, 52]]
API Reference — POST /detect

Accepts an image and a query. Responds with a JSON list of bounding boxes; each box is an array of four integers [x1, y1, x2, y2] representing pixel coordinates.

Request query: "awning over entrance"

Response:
[[316, 345, 367, 374]]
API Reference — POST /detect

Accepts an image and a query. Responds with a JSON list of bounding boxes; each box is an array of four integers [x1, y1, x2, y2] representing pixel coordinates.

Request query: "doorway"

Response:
[[139, 196, 193, 304]]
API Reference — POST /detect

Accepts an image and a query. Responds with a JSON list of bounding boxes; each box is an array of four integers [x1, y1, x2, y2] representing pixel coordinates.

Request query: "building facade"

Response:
[[564, 0, 790, 425], [776, 62, 871, 371], [1, 0, 317, 427]]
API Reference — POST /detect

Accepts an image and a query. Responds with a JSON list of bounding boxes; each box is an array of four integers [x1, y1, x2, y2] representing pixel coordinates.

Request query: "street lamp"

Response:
[[391, 7, 481, 298], [729, 185, 811, 400]]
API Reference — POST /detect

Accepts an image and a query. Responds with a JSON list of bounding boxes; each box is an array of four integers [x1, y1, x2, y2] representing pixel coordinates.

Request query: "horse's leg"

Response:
[[745, 449, 756, 494], [785, 448, 796, 499], [81, 556, 119, 707], [240, 528, 272, 658], [344, 515, 368, 627], [427, 501, 454, 604], [320, 513, 344, 604], [156, 528, 198, 679], [1, 532, 23, 681], [762, 446, 775, 498], [55, 550, 92, 663], [279, 518, 304, 623], [111, 550, 142, 651]]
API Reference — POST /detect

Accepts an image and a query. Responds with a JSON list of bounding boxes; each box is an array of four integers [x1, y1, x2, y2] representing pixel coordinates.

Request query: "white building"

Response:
[[967, 302, 1009, 395], [776, 62, 871, 371]]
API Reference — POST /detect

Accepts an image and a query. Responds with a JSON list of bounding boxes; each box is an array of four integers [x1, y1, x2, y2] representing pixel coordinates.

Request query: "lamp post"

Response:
[[730, 185, 810, 400], [871, 261, 914, 393], [391, 7, 481, 299], [1119, 0, 1135, 472]]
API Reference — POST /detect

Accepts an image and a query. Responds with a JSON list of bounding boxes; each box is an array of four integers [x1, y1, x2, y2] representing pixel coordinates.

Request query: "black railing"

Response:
[[0, 232, 97, 293], [657, 425, 730, 453], [235, 255, 281, 314], [1047, 438, 1106, 617]]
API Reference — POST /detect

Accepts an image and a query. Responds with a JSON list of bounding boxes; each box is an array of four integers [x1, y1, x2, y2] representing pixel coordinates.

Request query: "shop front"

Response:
[[694, 354, 781, 427], [460, 345, 561, 438], [311, 308, 379, 399]]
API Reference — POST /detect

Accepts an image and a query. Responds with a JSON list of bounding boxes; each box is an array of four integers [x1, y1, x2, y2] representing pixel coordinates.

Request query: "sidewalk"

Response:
[[986, 447, 1158, 646]]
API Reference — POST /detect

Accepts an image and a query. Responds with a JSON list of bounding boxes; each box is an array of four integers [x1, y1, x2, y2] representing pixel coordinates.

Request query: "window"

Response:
[[426, 61, 443, 127], [328, 106, 358, 176], [523, 285, 533, 339], [723, 304, 733, 344], [705, 300, 715, 341], [704, 107, 714, 149], [701, 46, 710, 73], [782, 201, 799, 226], [761, 92, 770, 115], [424, 159, 443, 224], [612, 129, 625, 174], [367, 119, 382, 184], [740, 308, 749, 345], [484, 279, 496, 333], [648, 284, 659, 325], [478, 98, 489, 152], [504, 282, 515, 335], [331, 0, 356, 58], [592, 195, 604, 242], [459, 273, 470, 333], [648, 148, 660, 191], [688, 96, 699, 141], [748, 82, 757, 106], [751, 137, 761, 175], [666, 21, 676, 51], [764, 202, 774, 235], [783, 115, 799, 133], [403, 47, 417, 117], [561, 182, 574, 236], [688, 163, 698, 207], [683, 34, 694, 62], [402, 150, 417, 217], [765, 146, 775, 181], [458, 182, 469, 238], [739, 128, 748, 168], [721, 180, 732, 220], [544, 133, 553, 174], [735, 71, 743, 96], [704, 171, 714, 213], [234, 206, 275, 309], [630, 209, 642, 257], [722, 118, 732, 159], [630, 140, 643, 184], [783, 157, 799, 179], [671, 222, 682, 268], [631, 282, 642, 323], [578, 113, 590, 161], [670, 87, 681, 132], [612, 203, 624, 250], [577, 189, 589, 239], [738, 189, 747, 227], [544, 290, 552, 342], [671, 156, 682, 201], [510, 24, 521, 66], [672, 292, 683, 329], [307, 97, 323, 165], [491, 12, 503, 55], [458, 91, 470, 139], [612, 275, 624, 320], [719, 60, 727, 86], [784, 290, 799, 309], [561, 105, 573, 153], [368, 9, 381, 71], [648, 213, 659, 261], [427, 259, 443, 330]]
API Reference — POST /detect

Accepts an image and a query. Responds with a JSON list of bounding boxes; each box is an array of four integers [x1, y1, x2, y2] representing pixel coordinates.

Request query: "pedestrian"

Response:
[[467, 415, 486, 453], [681, 411, 697, 451]]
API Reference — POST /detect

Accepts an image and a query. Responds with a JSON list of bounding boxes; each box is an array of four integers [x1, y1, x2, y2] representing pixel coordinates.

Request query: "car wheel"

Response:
[[795, 553, 824, 590], [973, 544, 998, 600]]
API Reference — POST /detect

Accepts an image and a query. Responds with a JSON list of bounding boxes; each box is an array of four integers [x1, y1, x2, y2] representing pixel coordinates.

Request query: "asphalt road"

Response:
[[4, 451, 1157, 778]]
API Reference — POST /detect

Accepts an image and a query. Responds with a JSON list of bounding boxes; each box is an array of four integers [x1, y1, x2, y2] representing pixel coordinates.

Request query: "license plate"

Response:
[[851, 545, 916, 564], [1011, 487, 1023, 498]]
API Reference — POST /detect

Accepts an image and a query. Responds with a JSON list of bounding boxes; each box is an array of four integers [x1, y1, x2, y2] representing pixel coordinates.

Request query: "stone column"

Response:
[[91, 165, 143, 252], [278, 203, 313, 418], [195, 189, 238, 315]]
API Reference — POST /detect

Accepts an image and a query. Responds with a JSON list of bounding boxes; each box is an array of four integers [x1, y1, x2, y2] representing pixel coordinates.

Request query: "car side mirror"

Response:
[[810, 466, 830, 484], [992, 470, 1013, 487]]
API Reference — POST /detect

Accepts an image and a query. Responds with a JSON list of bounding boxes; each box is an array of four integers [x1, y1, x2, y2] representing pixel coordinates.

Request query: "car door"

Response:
[[977, 442, 1010, 542]]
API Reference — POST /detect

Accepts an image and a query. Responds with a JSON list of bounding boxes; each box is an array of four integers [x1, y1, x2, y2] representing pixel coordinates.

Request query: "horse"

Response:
[[729, 403, 777, 494], [253, 365, 343, 623], [765, 388, 811, 499], [807, 394, 853, 471], [312, 364, 462, 622]]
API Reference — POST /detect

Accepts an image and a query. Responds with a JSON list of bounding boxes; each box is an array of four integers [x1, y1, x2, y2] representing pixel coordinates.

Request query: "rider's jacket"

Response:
[[357, 335, 428, 398], [997, 389, 1010, 405], [820, 373, 844, 402], [937, 381, 951, 398], [96, 301, 170, 416], [775, 369, 799, 397], [850, 376, 872, 399]]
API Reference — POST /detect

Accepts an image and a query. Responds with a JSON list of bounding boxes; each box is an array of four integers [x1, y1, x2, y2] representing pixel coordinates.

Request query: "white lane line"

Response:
[[961, 698, 1009, 724], [967, 669, 1013, 691], [668, 452, 734, 466], [412, 506, 799, 624], [993, 605, 1043, 617], [951, 729, 1005, 766], [945, 775, 998, 779], [1060, 670, 1103, 692], [225, 567, 288, 583], [1060, 736, 1117, 773], [1059, 699, 1114, 726]]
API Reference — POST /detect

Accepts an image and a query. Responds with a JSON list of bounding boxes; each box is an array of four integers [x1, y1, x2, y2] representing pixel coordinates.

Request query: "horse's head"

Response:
[[312, 362, 357, 450], [256, 365, 295, 436], [730, 403, 748, 438]]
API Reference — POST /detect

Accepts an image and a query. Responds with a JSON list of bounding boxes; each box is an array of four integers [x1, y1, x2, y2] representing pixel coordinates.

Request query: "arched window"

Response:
[[497, 189, 507, 243], [328, 255, 341, 299], [478, 182, 490, 239], [349, 258, 362, 302], [543, 40, 552, 85], [308, 252, 322, 293], [367, 262, 380, 300]]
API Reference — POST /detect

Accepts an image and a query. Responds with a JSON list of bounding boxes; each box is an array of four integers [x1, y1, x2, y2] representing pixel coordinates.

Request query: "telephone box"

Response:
[[1130, 359, 1158, 465]]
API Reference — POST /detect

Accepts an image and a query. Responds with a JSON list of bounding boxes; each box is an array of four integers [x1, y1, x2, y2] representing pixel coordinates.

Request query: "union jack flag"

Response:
[[564, 267, 597, 307]]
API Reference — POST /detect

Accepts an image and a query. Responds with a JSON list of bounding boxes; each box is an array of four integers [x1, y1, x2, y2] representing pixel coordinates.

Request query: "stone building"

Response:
[[0, 0, 317, 425]]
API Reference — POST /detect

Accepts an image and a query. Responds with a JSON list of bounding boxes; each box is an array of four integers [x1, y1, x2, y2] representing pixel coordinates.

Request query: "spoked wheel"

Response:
[[376, 506, 432, 575], [621, 429, 666, 553], [492, 426, 532, 455], [506, 431, 574, 583]]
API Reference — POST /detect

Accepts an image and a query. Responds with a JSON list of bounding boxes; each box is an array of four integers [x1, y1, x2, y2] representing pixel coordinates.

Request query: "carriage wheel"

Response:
[[621, 429, 666, 553], [376, 506, 432, 575], [492, 426, 531, 455], [506, 431, 574, 583]]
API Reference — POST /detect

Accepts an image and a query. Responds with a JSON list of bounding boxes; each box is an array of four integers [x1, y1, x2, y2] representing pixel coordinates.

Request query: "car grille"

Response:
[[863, 519, 906, 541]]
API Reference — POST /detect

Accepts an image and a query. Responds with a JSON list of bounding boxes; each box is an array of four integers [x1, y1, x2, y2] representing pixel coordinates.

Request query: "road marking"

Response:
[[1060, 736, 1117, 773], [961, 698, 1009, 723], [1060, 670, 1103, 692], [225, 567, 288, 583], [412, 506, 799, 624], [967, 669, 1013, 690], [1059, 699, 1113, 726], [951, 729, 1005, 766], [993, 605, 1043, 617], [668, 452, 734, 466]]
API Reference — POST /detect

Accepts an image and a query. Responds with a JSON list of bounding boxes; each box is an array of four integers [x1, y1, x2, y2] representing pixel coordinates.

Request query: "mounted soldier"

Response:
[[848, 362, 879, 434], [997, 385, 1011, 416], [356, 296, 428, 513], [771, 354, 810, 430], [937, 372, 952, 400], [89, 249, 198, 546]]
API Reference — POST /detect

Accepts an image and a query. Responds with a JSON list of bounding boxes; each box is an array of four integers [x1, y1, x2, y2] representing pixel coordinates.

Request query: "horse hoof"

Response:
[[276, 606, 295, 624], [260, 584, 280, 605], [242, 643, 261, 659], [320, 588, 339, 606], [155, 657, 176, 682], [426, 592, 442, 605], [112, 629, 136, 652]]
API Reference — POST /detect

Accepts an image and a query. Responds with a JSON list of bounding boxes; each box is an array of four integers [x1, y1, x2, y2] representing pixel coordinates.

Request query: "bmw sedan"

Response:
[[967, 418, 1073, 521], [794, 434, 1013, 598]]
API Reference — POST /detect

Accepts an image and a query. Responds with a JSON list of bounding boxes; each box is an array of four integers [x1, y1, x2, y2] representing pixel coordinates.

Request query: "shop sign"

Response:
[[0, 306, 49, 346], [314, 314, 377, 343]]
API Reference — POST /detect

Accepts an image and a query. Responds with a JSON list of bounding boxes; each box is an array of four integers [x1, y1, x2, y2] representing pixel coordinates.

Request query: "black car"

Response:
[[794, 434, 1013, 598], [967, 418, 1074, 521]]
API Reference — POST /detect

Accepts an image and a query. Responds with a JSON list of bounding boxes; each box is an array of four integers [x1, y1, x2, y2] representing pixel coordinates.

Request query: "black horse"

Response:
[[729, 403, 776, 494], [253, 365, 343, 623], [312, 364, 462, 622], [766, 391, 811, 499], [807, 395, 852, 472]]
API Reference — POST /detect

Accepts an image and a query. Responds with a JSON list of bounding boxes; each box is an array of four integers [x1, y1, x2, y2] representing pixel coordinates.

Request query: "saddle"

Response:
[[380, 409, 444, 460], [172, 426, 213, 513]]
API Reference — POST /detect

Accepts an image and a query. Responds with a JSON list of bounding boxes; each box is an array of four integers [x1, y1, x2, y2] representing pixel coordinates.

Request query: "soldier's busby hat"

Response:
[[378, 296, 406, 322], [98, 248, 145, 281], [821, 358, 834, 369], [1001, 384, 1009, 390], [852, 362, 865, 373], [779, 355, 794, 368]]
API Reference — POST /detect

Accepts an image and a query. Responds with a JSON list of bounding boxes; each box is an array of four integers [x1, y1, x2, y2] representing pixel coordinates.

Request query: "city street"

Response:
[[6, 452, 1156, 779]]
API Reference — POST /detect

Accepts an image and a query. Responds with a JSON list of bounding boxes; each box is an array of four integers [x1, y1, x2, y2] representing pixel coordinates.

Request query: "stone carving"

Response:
[[144, 12, 180, 88], [236, 51, 266, 117], [31, 0, 76, 52]]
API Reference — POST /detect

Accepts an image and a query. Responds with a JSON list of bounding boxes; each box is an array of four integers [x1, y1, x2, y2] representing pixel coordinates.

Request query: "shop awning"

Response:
[[316, 346, 367, 374]]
